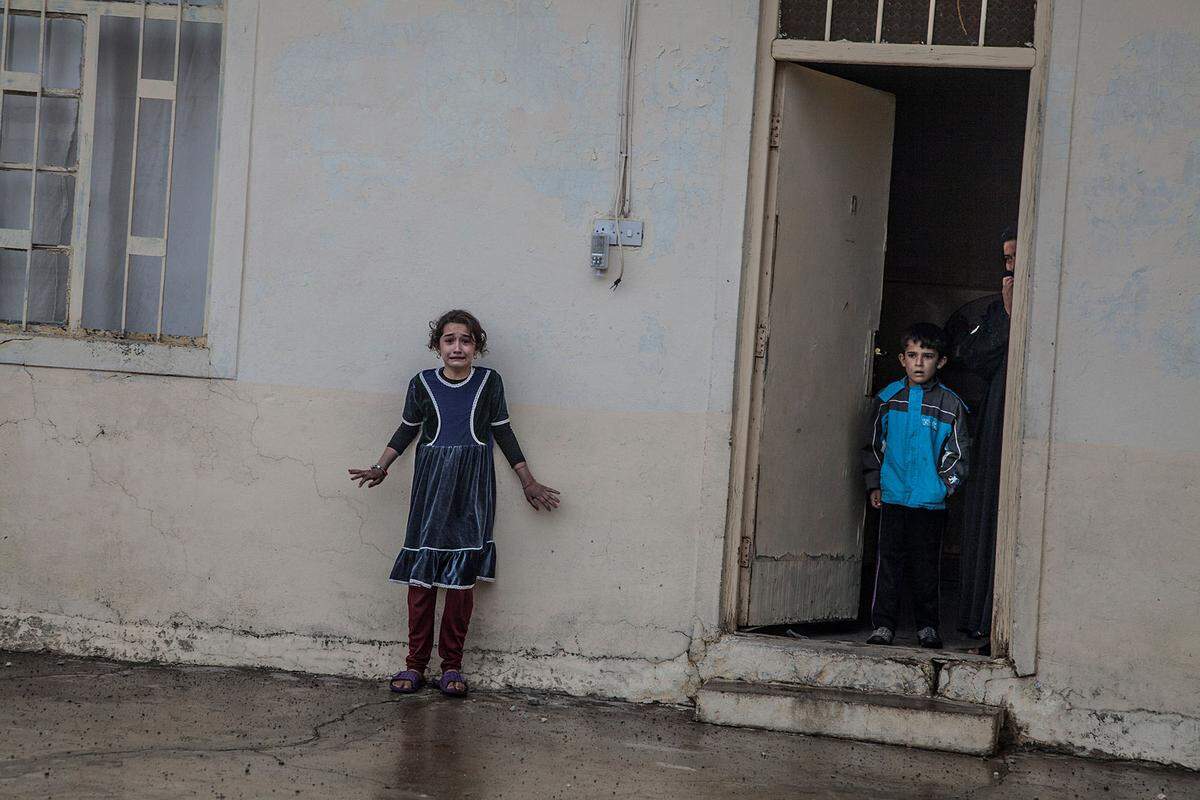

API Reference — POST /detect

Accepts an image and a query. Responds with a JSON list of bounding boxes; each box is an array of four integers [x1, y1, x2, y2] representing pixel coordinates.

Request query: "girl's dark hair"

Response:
[[428, 309, 488, 354]]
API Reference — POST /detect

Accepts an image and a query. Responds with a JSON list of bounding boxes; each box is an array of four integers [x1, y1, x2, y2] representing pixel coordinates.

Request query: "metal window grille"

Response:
[[779, 0, 1035, 47], [0, 0, 223, 343]]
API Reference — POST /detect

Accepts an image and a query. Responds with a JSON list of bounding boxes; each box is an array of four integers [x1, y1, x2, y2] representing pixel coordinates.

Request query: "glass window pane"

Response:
[[985, 0, 1035, 47], [881, 0, 929, 44], [37, 96, 80, 168], [33, 172, 75, 247], [141, 19, 177, 82], [4, 13, 41, 73], [125, 254, 161, 334], [830, 0, 878, 43], [0, 170, 32, 229], [0, 93, 36, 163], [83, 15, 139, 332], [27, 249, 68, 325], [43, 17, 84, 91], [779, 0, 828, 40], [0, 249, 26, 323], [131, 98, 171, 238], [83, 14, 221, 335], [0, 96, 78, 167], [163, 20, 221, 337], [933, 0, 982, 46]]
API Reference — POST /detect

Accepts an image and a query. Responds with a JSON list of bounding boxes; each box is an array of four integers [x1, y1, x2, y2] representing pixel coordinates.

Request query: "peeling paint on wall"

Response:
[[639, 37, 731, 255], [1075, 30, 1200, 381]]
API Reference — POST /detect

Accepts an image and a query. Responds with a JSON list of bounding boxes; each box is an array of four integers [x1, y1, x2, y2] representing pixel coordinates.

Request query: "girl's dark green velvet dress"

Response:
[[387, 367, 524, 589]]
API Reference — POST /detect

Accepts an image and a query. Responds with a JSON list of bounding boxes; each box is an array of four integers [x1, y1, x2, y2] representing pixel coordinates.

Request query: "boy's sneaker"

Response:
[[866, 626, 894, 645], [917, 627, 943, 649]]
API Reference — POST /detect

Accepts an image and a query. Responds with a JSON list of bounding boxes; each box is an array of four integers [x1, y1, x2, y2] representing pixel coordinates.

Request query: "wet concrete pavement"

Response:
[[1, 652, 1196, 799]]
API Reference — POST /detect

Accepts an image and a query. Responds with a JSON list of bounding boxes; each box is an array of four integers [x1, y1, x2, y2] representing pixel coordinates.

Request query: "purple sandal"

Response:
[[438, 670, 468, 697], [389, 669, 424, 694]]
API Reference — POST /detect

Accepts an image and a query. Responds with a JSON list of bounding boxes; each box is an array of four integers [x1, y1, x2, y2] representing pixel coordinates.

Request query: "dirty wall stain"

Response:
[[637, 37, 731, 255], [268, 1, 612, 220], [1071, 31, 1200, 376], [265, 2, 736, 244]]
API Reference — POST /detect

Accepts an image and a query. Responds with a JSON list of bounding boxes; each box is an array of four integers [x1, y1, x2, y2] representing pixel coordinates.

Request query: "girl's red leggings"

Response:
[[405, 585, 474, 674]]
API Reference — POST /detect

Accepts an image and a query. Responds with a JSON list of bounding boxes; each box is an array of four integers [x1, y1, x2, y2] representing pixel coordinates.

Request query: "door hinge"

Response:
[[738, 536, 753, 568], [864, 328, 880, 396], [768, 114, 782, 148], [754, 322, 769, 359]]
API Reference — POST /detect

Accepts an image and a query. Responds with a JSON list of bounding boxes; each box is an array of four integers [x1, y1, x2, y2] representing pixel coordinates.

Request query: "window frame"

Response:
[[0, 0, 256, 379], [778, 0, 1036, 50]]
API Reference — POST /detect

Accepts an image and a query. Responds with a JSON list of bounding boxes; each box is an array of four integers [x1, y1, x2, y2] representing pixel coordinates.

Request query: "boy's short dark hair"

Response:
[[900, 323, 947, 358], [428, 309, 488, 354]]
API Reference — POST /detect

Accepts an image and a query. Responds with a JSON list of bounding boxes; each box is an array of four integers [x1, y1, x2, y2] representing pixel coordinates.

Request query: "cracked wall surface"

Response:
[[0, 0, 758, 706], [0, 367, 731, 701], [1, 0, 1199, 773], [1004, 0, 1200, 769]]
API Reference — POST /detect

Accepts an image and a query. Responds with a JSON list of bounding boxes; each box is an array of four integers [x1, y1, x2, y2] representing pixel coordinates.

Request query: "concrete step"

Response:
[[701, 632, 997, 697], [695, 679, 1004, 756]]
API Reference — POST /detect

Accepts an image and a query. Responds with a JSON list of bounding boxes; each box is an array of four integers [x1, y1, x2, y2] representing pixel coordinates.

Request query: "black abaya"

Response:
[[953, 297, 1010, 638]]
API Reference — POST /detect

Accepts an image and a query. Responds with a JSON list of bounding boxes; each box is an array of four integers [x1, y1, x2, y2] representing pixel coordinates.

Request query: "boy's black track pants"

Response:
[[871, 503, 945, 632]]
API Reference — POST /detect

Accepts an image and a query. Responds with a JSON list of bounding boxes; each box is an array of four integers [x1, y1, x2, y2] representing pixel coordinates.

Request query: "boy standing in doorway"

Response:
[[862, 323, 970, 648]]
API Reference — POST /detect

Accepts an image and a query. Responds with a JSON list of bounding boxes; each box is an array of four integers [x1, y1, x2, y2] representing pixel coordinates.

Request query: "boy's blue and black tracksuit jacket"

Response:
[[862, 379, 970, 510], [862, 378, 971, 632]]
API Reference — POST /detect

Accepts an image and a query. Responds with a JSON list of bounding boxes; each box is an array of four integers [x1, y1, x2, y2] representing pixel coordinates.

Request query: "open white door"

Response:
[[746, 65, 895, 626]]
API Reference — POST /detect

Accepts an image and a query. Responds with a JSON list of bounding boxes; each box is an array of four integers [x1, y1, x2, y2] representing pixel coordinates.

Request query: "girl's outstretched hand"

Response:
[[523, 481, 561, 511], [348, 466, 387, 488]]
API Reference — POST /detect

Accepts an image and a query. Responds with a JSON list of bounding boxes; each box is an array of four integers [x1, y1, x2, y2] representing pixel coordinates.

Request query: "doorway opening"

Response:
[[739, 62, 1029, 655]]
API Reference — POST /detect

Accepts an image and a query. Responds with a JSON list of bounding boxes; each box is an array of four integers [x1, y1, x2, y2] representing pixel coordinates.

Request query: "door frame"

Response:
[[722, 0, 1054, 674]]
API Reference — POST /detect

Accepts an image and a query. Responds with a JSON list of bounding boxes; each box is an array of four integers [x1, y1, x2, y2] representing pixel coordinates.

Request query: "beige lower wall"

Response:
[[0, 364, 730, 701], [1037, 442, 1200, 719], [4, 367, 1200, 767]]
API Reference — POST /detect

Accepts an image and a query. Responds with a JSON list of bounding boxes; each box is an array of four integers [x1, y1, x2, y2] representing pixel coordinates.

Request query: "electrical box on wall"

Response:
[[593, 219, 644, 247], [590, 233, 608, 271]]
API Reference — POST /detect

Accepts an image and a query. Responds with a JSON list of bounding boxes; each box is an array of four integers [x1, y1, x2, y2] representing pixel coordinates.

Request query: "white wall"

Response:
[[936, 0, 1200, 768], [4, 0, 1198, 771], [0, 0, 759, 700], [1033, 0, 1200, 748]]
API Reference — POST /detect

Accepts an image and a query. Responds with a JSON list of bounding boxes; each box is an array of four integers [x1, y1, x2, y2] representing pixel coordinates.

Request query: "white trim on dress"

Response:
[[434, 366, 475, 388], [390, 578, 487, 590], [401, 542, 494, 552], [468, 370, 491, 446], [418, 371, 442, 444]]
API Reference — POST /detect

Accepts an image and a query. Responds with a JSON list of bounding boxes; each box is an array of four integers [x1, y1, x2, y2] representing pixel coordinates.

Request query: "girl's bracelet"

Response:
[[521, 481, 535, 490], [372, 464, 387, 474]]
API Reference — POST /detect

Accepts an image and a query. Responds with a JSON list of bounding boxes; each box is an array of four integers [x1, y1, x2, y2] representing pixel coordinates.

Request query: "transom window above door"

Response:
[[779, 0, 1036, 48]]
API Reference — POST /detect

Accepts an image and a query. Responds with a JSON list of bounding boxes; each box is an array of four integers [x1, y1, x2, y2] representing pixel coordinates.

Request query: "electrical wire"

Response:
[[609, 0, 637, 290]]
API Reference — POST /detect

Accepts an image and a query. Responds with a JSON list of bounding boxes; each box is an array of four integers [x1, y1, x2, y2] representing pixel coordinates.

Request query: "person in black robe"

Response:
[[951, 228, 1016, 652]]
